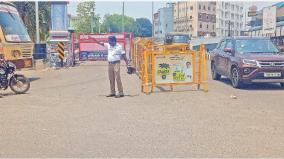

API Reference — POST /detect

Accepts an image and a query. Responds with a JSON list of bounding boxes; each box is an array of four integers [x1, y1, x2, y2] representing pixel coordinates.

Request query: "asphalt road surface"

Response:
[[0, 61, 284, 158]]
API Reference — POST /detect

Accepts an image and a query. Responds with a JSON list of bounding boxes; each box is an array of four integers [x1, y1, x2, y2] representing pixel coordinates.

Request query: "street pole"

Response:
[[244, 8, 247, 32], [98, 17, 101, 33], [91, 8, 94, 33], [228, 21, 231, 37], [122, 2, 125, 33], [152, 1, 154, 39], [35, 1, 40, 43]]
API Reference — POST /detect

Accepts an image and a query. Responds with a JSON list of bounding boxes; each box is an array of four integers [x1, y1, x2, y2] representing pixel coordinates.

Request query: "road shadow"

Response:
[[29, 77, 40, 82], [151, 86, 202, 94], [218, 78, 284, 91], [0, 92, 29, 98], [98, 94, 140, 98]]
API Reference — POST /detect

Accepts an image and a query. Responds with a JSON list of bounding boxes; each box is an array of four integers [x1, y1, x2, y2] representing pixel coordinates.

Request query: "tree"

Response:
[[74, 1, 97, 33], [13, 2, 51, 42], [101, 14, 136, 33], [134, 18, 152, 37]]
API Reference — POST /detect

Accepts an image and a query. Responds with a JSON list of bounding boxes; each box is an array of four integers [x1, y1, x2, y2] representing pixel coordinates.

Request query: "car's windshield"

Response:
[[0, 11, 31, 42], [172, 35, 189, 43], [235, 39, 279, 54]]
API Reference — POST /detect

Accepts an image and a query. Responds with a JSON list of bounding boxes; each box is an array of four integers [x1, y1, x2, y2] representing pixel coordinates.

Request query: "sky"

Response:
[[68, 1, 166, 20], [67, 1, 281, 21]]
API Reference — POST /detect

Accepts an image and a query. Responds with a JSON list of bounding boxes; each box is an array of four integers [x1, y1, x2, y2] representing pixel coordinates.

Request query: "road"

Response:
[[0, 61, 284, 158]]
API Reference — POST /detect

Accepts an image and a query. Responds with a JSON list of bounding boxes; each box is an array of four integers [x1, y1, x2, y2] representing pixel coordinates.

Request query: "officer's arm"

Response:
[[122, 54, 129, 66], [94, 39, 104, 46]]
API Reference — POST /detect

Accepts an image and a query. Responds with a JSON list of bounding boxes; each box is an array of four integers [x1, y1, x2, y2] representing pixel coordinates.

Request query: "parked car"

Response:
[[210, 37, 284, 88], [164, 32, 190, 45]]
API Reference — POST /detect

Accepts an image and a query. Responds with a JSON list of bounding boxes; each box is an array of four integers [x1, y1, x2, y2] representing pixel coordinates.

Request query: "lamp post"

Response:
[[122, 2, 125, 33], [227, 20, 231, 37], [35, 1, 40, 43], [91, 7, 95, 33], [152, 1, 154, 38], [98, 17, 101, 33]]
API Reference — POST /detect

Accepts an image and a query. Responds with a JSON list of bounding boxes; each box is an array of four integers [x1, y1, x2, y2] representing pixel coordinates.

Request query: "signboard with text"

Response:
[[78, 33, 133, 61], [154, 54, 194, 84], [248, 11, 257, 17]]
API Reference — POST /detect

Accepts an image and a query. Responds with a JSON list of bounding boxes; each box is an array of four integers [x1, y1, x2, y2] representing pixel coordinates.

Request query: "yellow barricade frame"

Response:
[[132, 39, 208, 94]]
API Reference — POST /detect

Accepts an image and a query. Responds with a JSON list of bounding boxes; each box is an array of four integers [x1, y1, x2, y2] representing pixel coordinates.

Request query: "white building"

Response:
[[215, 2, 245, 37], [153, 3, 174, 40]]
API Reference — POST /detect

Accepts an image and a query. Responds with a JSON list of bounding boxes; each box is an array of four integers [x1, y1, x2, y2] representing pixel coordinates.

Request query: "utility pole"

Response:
[[122, 2, 125, 33], [98, 17, 101, 33], [244, 8, 247, 32], [91, 7, 95, 33], [152, 1, 154, 38], [35, 1, 40, 43], [228, 20, 231, 37]]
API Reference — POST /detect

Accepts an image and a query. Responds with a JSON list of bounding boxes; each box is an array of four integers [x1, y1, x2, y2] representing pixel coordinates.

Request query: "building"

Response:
[[215, 2, 245, 37], [248, 2, 284, 37], [153, 3, 174, 40], [69, 16, 80, 28], [173, 1, 216, 37]]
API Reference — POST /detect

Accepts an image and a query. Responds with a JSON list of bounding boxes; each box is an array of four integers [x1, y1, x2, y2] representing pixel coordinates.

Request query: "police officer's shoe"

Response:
[[115, 94, 124, 98], [106, 94, 115, 97]]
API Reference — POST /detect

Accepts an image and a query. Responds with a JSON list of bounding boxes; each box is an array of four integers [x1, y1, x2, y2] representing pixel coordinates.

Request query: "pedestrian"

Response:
[[94, 36, 128, 98]]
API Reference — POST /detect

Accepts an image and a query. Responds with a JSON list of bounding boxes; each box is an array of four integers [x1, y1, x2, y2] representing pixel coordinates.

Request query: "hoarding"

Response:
[[248, 11, 257, 17], [263, 6, 277, 35], [154, 54, 194, 84], [78, 33, 131, 61]]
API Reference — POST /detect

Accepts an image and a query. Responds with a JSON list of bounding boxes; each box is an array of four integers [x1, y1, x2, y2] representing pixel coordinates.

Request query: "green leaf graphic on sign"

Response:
[[157, 63, 170, 76]]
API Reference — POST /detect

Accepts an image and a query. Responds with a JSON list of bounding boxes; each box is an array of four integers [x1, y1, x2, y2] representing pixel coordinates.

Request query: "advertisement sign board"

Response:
[[154, 54, 194, 84], [248, 11, 257, 17], [78, 33, 131, 61], [263, 6, 277, 35]]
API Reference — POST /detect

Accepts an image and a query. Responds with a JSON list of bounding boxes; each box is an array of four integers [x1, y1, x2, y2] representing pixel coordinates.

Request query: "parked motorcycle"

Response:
[[0, 59, 30, 94]]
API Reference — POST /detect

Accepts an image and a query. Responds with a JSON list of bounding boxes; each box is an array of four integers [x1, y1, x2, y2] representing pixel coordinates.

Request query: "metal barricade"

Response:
[[132, 39, 208, 94]]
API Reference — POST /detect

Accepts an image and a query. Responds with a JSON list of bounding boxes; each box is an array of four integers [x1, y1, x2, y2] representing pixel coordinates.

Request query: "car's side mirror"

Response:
[[224, 47, 232, 53]]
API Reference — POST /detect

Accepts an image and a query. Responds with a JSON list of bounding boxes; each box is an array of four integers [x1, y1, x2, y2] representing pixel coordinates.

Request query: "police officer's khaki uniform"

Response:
[[104, 43, 125, 95]]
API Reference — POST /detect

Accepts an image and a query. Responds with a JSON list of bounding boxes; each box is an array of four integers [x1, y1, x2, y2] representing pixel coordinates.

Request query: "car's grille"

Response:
[[258, 61, 284, 68]]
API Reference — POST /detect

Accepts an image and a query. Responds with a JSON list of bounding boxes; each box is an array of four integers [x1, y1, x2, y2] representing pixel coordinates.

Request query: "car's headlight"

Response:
[[242, 59, 258, 66]]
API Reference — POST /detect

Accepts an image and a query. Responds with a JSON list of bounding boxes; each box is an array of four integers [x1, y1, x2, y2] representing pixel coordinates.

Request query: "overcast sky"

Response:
[[68, 1, 280, 20]]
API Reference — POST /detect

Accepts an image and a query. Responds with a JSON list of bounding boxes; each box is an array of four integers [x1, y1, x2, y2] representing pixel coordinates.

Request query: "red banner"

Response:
[[77, 32, 133, 61]]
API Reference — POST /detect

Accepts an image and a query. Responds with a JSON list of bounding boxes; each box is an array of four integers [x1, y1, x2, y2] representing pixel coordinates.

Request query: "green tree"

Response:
[[101, 14, 136, 33], [13, 2, 51, 42], [134, 18, 152, 37], [74, 1, 97, 33]]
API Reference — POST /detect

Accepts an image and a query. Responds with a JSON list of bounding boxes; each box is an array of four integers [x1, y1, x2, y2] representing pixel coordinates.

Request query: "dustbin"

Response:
[[33, 43, 47, 59]]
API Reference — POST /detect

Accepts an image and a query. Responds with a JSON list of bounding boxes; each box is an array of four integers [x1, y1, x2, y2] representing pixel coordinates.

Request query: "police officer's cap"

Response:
[[108, 36, 117, 42]]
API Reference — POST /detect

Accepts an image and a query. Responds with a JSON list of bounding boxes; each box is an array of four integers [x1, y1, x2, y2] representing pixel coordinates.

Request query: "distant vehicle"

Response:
[[164, 33, 190, 45], [210, 37, 284, 88], [0, 2, 34, 68]]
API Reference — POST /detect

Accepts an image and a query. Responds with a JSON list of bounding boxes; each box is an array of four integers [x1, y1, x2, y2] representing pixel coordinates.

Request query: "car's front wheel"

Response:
[[231, 67, 242, 88], [211, 63, 221, 80]]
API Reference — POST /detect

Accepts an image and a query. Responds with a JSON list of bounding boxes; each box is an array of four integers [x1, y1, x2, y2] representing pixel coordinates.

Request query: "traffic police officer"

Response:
[[95, 36, 128, 98]]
